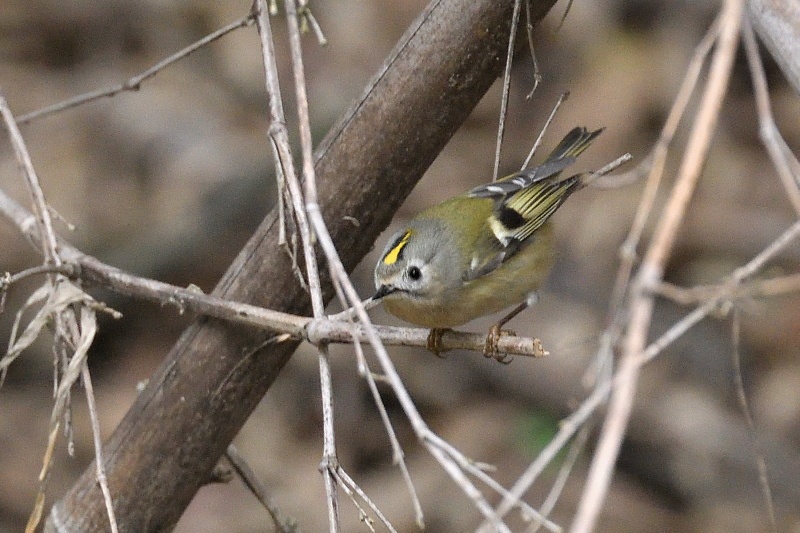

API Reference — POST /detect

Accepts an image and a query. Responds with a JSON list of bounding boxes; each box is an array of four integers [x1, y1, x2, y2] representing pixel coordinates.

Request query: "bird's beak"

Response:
[[372, 284, 396, 300]]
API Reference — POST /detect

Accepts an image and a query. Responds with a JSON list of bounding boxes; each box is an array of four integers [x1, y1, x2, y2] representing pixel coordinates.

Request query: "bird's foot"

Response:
[[427, 328, 452, 358], [484, 324, 515, 364]]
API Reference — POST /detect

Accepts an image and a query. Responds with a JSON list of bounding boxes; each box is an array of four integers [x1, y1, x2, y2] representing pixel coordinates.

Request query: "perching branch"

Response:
[[0, 188, 549, 354]]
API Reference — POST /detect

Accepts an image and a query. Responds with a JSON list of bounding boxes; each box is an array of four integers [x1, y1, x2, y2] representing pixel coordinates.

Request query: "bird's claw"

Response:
[[484, 325, 515, 364], [427, 328, 451, 358]]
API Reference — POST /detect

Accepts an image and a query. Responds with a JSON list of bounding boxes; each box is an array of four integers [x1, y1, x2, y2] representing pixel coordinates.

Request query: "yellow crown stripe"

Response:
[[383, 230, 412, 265]]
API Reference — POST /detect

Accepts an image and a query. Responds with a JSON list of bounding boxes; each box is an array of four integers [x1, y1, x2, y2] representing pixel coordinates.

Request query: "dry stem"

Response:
[[571, 2, 745, 531]]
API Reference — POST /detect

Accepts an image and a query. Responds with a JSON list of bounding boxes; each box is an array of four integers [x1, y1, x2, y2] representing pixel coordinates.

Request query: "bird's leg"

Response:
[[426, 328, 452, 358], [484, 293, 539, 363]]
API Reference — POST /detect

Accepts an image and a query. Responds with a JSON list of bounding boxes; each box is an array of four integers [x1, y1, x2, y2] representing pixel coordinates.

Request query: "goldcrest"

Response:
[[373, 127, 603, 359]]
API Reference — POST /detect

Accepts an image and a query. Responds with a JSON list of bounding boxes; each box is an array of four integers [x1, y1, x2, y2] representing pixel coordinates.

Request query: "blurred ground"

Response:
[[1, 0, 800, 531]]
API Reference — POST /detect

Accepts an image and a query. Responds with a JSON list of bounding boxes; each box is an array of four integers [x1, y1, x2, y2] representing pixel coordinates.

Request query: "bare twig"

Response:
[[493, 0, 523, 182], [16, 15, 256, 124], [0, 96, 60, 265], [349, 331, 424, 528], [309, 320, 548, 357], [1, 264, 79, 288], [730, 309, 778, 533], [570, 15, 725, 460], [571, 3, 744, 531], [256, 0, 304, 281], [332, 467, 399, 533], [0, 264, 79, 314], [524, 0, 542, 98], [580, 153, 633, 187], [612, 10, 722, 315], [554, 0, 575, 34], [298, 2, 328, 45], [555, 17, 732, 453], [225, 444, 297, 533], [654, 273, 800, 306], [262, 0, 342, 528], [742, 19, 800, 216], [82, 362, 119, 533], [521, 91, 569, 170], [528, 427, 590, 533], [258, 3, 334, 525]]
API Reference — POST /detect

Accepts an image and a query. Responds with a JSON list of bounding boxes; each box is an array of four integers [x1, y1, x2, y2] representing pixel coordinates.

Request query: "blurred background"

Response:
[[1, 0, 799, 531]]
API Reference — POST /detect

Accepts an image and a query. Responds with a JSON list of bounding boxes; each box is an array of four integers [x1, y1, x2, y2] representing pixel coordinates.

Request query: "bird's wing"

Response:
[[462, 238, 521, 282], [491, 176, 581, 245]]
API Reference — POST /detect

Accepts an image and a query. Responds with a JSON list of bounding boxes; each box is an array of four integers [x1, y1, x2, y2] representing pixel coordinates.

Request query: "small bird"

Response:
[[373, 127, 603, 361]]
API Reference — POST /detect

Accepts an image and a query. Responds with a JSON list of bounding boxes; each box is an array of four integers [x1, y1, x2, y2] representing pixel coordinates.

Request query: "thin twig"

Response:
[[528, 426, 590, 533], [16, 15, 256, 124], [258, 1, 302, 281], [493, 0, 523, 182], [742, 19, 800, 216], [225, 444, 297, 533], [580, 153, 633, 187], [298, 2, 328, 45], [1, 264, 79, 287], [523, 0, 542, 99], [350, 335, 424, 528], [561, 17, 724, 466], [486, 12, 732, 528], [554, 0, 575, 34], [333, 467, 399, 533], [0, 96, 60, 265], [577, 9, 724, 426], [82, 362, 119, 533], [521, 92, 569, 170], [571, 3, 744, 531], [613, 10, 723, 315], [259, 2, 340, 530], [730, 309, 778, 533], [308, 319, 548, 357], [654, 273, 800, 306], [425, 431, 561, 533]]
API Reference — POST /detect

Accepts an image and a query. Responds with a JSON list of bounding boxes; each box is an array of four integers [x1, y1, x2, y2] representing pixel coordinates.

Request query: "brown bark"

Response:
[[48, 0, 557, 530]]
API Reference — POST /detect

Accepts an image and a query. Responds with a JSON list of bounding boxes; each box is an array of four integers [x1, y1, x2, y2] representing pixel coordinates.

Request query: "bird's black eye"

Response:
[[407, 266, 422, 281]]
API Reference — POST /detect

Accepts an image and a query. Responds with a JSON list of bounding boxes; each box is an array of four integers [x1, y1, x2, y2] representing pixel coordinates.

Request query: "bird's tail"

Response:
[[468, 126, 603, 200], [545, 126, 604, 163]]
